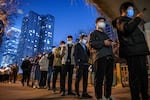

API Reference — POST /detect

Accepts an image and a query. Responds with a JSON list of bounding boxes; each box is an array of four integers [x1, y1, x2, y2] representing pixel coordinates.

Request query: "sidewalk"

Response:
[[0, 79, 150, 100], [0, 81, 131, 100]]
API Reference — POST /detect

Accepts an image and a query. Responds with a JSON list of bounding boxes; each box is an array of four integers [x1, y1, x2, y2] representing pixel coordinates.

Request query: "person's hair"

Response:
[[67, 35, 73, 39], [95, 17, 106, 24], [120, 2, 134, 14], [80, 34, 87, 39], [60, 40, 65, 44]]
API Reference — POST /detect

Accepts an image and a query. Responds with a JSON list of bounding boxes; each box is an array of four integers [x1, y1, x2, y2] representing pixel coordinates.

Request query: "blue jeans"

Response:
[[47, 66, 53, 88]]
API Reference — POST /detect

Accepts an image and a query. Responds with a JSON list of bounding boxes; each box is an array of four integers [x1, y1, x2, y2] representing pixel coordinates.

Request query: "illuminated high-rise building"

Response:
[[0, 27, 21, 67], [17, 11, 55, 65]]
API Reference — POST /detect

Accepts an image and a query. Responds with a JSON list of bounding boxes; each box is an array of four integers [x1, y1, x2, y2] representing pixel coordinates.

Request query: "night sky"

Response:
[[15, 0, 99, 46]]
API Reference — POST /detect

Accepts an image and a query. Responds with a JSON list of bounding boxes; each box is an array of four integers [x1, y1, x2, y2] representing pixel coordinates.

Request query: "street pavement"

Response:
[[0, 80, 149, 100]]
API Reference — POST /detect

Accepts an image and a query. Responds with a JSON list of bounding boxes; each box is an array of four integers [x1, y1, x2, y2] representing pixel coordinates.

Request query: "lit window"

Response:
[[47, 40, 50, 44], [35, 40, 37, 42], [33, 30, 35, 33], [29, 30, 32, 33], [48, 32, 52, 34], [49, 25, 51, 28], [34, 48, 37, 51], [42, 26, 45, 28], [38, 16, 41, 20]]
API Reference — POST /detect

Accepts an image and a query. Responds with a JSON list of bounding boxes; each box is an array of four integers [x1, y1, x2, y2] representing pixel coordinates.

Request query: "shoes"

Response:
[[105, 96, 113, 100], [96, 99, 103, 100], [27, 83, 30, 86], [59, 90, 63, 93], [47, 86, 51, 90], [67, 92, 76, 95], [44, 86, 47, 88], [61, 92, 65, 96], [52, 89, 56, 93], [75, 92, 80, 97], [33, 85, 36, 89], [21, 82, 24, 86], [82, 93, 92, 98], [37, 86, 40, 89]]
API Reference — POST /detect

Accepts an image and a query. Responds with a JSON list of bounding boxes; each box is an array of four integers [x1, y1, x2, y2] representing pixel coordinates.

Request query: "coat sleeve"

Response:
[[116, 17, 142, 36], [73, 44, 79, 66]]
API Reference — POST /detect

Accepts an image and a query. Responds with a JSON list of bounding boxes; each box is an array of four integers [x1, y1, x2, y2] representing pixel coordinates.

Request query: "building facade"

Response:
[[0, 27, 21, 67], [17, 11, 55, 66]]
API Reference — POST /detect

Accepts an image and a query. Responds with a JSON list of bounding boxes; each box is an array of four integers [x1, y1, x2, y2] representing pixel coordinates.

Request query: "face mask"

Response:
[[60, 44, 65, 48], [98, 22, 106, 29], [82, 39, 87, 44], [52, 48, 56, 53], [45, 54, 48, 57], [127, 9, 134, 18], [67, 41, 72, 44]]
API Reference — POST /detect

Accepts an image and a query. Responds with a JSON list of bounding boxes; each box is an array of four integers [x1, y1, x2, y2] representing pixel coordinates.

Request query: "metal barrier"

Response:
[[120, 64, 129, 87]]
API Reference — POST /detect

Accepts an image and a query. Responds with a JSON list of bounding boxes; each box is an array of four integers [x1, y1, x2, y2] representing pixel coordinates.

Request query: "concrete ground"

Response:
[[0, 80, 149, 100]]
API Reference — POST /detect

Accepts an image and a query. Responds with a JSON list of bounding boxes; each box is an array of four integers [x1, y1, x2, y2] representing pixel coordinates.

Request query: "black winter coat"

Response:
[[112, 16, 149, 58], [74, 43, 90, 66], [89, 30, 114, 62]]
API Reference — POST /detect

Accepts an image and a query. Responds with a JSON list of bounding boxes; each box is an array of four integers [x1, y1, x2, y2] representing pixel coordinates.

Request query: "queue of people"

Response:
[[1, 2, 149, 100], [18, 34, 94, 99]]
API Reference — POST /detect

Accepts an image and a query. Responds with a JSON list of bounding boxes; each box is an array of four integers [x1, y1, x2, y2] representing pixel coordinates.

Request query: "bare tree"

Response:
[[0, 0, 23, 45]]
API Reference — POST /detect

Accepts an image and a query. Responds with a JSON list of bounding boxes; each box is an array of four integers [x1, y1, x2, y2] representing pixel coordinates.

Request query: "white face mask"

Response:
[[60, 44, 65, 48], [82, 39, 87, 44], [52, 48, 56, 53], [67, 41, 72, 44], [45, 54, 48, 57], [98, 22, 106, 29]]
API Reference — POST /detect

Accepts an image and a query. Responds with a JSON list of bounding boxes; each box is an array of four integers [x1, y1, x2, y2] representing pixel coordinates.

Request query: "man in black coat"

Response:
[[21, 56, 32, 86], [89, 17, 114, 100], [112, 2, 149, 100], [74, 34, 92, 98], [47, 51, 54, 90]]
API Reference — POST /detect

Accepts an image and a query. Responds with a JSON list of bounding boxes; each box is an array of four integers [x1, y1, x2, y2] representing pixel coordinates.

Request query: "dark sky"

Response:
[[15, 0, 100, 46]]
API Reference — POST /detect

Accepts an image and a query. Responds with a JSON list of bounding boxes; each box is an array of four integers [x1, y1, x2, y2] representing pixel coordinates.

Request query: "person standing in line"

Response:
[[47, 51, 54, 90], [61, 35, 75, 96], [32, 56, 41, 89], [9, 62, 18, 83], [52, 41, 64, 93], [112, 2, 149, 100], [89, 17, 114, 100], [39, 53, 49, 88], [74, 34, 92, 99], [21, 56, 32, 86]]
